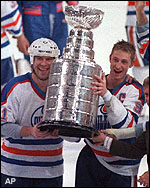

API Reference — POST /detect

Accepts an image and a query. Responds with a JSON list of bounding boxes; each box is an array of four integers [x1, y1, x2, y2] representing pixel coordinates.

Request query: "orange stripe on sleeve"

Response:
[[3, 13, 21, 28]]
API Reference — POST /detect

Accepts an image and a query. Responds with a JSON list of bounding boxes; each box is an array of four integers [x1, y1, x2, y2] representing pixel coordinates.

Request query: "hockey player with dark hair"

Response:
[[1, 38, 79, 187]]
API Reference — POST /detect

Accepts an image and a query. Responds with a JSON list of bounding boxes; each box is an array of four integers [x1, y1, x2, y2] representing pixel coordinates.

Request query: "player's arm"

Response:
[[135, 1, 148, 26], [102, 121, 146, 139], [91, 74, 145, 129], [92, 129, 147, 159]]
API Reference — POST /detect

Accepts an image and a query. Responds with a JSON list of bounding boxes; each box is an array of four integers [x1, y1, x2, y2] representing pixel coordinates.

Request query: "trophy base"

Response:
[[37, 120, 99, 138]]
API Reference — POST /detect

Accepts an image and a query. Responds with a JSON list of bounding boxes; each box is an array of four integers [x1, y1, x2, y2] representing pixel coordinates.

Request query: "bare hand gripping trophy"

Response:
[[38, 6, 104, 138]]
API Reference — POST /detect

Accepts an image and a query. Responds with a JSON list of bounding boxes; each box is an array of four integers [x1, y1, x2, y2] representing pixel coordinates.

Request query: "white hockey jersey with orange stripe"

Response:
[[86, 76, 145, 176], [1, 73, 64, 178], [1, 1, 23, 59]]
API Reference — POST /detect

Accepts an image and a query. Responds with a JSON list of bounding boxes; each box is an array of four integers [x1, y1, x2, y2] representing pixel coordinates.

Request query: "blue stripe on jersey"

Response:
[[132, 111, 139, 124], [1, 7, 18, 21], [107, 158, 141, 166], [111, 76, 145, 105], [1, 155, 64, 167], [132, 81, 145, 105], [28, 73, 46, 99], [6, 137, 63, 145], [1, 40, 10, 48], [143, 49, 149, 66], [137, 34, 149, 43], [111, 77, 127, 94], [1, 73, 30, 102], [111, 112, 128, 128], [1, 73, 46, 102], [1, 122, 8, 126], [111, 110, 139, 128], [127, 11, 149, 15], [8, 25, 22, 35]]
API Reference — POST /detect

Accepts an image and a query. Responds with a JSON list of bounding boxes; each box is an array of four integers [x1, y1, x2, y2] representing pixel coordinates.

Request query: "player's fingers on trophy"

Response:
[[100, 130, 116, 139], [91, 83, 104, 92], [92, 131, 105, 145], [101, 72, 106, 82], [31, 124, 49, 138], [36, 128, 50, 138], [48, 129, 59, 138], [93, 74, 102, 83], [92, 72, 106, 86]]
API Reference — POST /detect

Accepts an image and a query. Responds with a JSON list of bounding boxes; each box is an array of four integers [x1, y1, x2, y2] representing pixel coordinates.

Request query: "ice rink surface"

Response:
[[9, 1, 148, 187]]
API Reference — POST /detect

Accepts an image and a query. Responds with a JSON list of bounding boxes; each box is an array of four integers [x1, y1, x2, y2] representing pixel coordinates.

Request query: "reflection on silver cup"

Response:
[[38, 6, 104, 138]]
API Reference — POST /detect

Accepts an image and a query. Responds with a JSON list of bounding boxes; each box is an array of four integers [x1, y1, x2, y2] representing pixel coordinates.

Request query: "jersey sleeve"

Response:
[[1, 82, 22, 138], [136, 22, 149, 64], [106, 83, 145, 129], [1, 1, 23, 37]]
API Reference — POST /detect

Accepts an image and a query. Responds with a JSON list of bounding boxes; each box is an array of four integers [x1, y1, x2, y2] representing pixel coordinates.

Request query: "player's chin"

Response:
[[37, 73, 48, 80], [114, 72, 124, 80], [40, 75, 49, 81], [39, 72, 49, 80]]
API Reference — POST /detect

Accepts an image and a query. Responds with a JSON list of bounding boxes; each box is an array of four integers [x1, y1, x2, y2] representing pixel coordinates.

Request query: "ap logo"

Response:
[[5, 178, 16, 184]]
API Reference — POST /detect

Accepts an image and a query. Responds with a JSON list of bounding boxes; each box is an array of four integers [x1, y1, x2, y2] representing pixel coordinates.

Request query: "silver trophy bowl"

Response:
[[38, 6, 104, 138], [65, 5, 104, 29]]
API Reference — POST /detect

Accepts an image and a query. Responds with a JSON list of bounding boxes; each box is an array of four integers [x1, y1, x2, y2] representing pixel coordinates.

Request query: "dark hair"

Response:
[[143, 76, 149, 88], [110, 40, 136, 62]]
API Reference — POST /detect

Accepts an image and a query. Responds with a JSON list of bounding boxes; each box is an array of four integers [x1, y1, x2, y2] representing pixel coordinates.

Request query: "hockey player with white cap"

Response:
[[1, 38, 66, 187]]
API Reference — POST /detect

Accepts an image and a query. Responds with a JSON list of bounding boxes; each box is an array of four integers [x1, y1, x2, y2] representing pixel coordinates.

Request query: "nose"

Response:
[[40, 58, 50, 65], [115, 61, 122, 69]]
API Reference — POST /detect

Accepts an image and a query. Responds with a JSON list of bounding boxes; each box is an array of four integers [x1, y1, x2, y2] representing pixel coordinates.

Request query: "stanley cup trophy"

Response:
[[38, 6, 104, 138]]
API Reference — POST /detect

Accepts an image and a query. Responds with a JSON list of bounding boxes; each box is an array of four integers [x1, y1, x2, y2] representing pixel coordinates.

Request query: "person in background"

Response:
[[1, 38, 79, 187], [92, 76, 149, 187], [17, 1, 79, 61], [135, 1, 149, 63], [133, 1, 149, 124], [1, 1, 29, 89], [75, 40, 145, 187], [125, 1, 149, 84]]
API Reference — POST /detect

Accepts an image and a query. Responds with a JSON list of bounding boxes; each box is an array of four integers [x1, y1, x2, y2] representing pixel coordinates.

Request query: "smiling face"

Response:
[[32, 56, 55, 81], [109, 50, 133, 83]]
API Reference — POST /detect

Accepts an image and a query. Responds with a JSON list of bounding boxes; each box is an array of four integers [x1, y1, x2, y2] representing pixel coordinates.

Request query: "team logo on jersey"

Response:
[[98, 104, 107, 114], [31, 105, 44, 126]]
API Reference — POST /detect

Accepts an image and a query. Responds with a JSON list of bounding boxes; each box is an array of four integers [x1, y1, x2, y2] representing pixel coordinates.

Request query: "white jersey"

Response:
[[1, 73, 64, 178], [1, 1, 23, 59], [86, 77, 145, 176], [137, 22, 149, 64], [125, 1, 149, 27]]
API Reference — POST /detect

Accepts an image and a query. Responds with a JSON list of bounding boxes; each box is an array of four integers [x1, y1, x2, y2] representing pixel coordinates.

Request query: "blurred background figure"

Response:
[[125, 1, 149, 84], [1, 1, 30, 89], [17, 1, 79, 62]]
